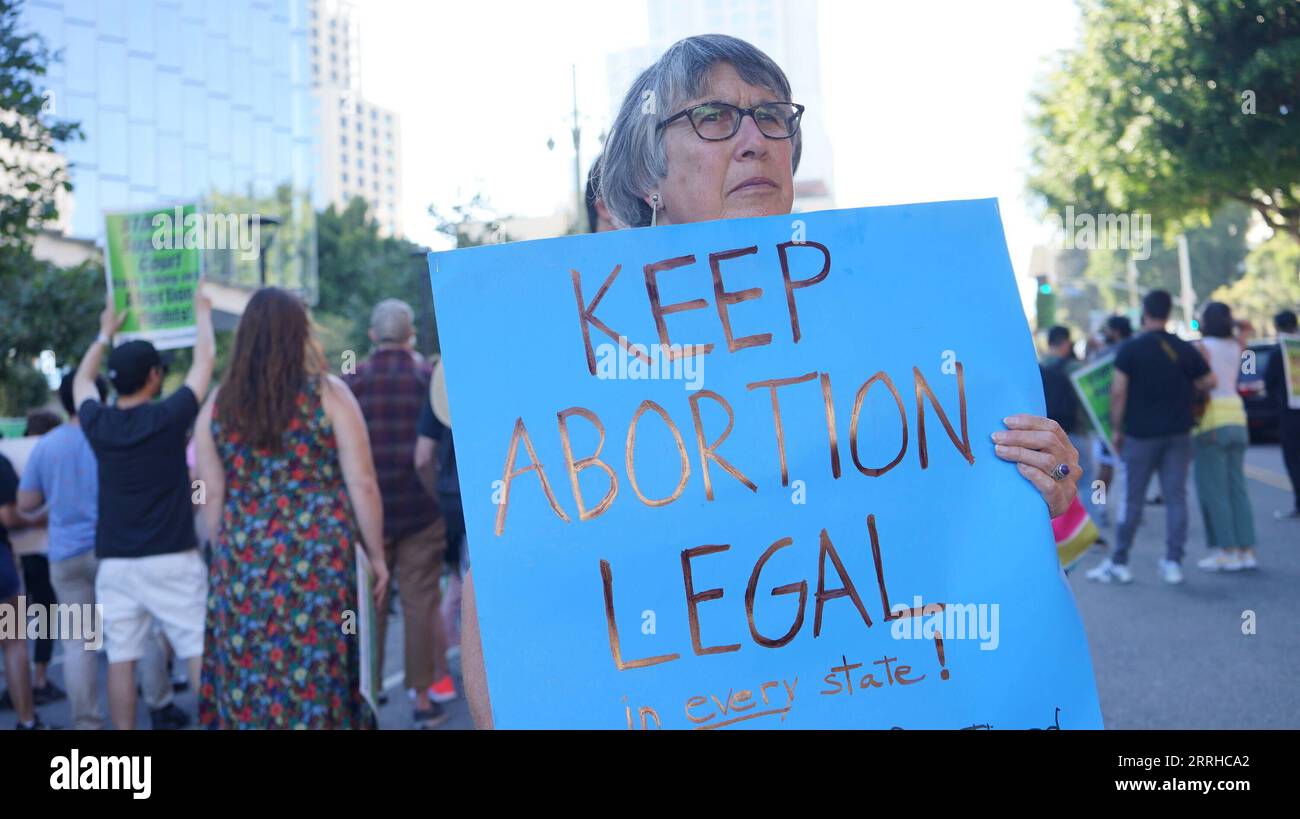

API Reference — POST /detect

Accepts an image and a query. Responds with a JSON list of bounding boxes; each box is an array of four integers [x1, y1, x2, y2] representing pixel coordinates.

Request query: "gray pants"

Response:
[[48, 550, 104, 730], [1113, 434, 1193, 566]]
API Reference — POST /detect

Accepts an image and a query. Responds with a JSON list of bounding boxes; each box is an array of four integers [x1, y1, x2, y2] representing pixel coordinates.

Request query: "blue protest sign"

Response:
[[428, 199, 1103, 730]]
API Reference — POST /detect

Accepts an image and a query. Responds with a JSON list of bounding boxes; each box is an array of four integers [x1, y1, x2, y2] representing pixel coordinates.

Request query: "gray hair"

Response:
[[600, 34, 803, 229], [370, 298, 414, 343]]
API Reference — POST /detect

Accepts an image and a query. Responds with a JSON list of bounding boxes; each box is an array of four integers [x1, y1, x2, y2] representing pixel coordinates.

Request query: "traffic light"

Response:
[[1035, 275, 1056, 331]]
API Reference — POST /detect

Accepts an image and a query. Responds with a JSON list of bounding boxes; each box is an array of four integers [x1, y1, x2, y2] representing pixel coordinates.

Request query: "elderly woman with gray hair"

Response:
[[459, 33, 1080, 728]]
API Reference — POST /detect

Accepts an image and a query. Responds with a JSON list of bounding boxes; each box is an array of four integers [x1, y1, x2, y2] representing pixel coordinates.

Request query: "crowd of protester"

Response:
[[1038, 291, 1298, 587]]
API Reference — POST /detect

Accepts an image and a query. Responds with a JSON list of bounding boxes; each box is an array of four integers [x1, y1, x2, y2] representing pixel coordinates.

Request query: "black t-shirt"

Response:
[[1115, 331, 1211, 437], [0, 453, 18, 548], [417, 399, 460, 500], [1040, 355, 1081, 434], [80, 387, 200, 559]]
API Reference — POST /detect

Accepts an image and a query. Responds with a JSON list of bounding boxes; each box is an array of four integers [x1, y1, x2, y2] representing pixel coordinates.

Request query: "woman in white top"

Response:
[[1192, 302, 1257, 571]]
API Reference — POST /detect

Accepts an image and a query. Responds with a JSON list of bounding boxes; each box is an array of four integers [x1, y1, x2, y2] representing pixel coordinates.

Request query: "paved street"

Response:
[[3, 443, 1296, 730], [1069, 442, 1300, 729]]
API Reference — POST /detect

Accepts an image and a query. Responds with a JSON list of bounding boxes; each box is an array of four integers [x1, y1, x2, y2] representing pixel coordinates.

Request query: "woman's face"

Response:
[[651, 62, 796, 226]]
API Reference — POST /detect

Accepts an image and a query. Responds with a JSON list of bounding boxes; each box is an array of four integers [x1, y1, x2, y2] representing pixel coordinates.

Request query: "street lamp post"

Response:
[[255, 214, 282, 287]]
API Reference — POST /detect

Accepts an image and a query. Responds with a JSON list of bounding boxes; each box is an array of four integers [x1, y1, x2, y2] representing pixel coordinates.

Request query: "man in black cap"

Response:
[[72, 290, 214, 730]]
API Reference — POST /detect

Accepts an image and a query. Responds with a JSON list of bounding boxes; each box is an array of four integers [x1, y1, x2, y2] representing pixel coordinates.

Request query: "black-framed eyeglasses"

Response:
[[656, 101, 805, 141]]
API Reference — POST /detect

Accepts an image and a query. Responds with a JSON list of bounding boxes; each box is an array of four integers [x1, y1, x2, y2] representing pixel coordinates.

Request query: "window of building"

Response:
[[340, 135, 347, 146], [341, 172, 348, 183]]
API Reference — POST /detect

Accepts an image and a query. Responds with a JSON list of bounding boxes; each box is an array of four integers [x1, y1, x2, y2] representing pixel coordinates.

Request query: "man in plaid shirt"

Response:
[[346, 299, 451, 728]]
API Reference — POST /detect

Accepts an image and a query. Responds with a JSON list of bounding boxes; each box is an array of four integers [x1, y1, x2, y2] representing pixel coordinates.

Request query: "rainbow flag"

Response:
[[1053, 496, 1100, 573]]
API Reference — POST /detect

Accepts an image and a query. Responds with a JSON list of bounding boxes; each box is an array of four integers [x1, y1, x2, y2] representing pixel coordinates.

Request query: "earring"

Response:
[[650, 193, 661, 228]]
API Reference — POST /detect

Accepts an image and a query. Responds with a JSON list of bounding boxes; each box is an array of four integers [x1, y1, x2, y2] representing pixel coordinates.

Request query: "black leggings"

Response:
[[1282, 413, 1300, 511], [19, 554, 56, 665]]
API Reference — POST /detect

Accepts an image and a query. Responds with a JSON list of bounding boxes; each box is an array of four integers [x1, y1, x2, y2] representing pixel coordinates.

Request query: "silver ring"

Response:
[[1049, 463, 1071, 482]]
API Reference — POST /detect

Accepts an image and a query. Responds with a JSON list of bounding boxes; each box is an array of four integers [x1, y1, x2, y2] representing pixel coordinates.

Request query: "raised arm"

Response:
[[183, 289, 216, 403], [74, 294, 126, 410], [320, 374, 388, 605]]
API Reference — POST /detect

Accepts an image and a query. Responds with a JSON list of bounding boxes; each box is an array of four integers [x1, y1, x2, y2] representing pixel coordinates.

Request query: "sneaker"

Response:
[[428, 675, 457, 704], [31, 681, 67, 706], [14, 714, 51, 730], [1197, 550, 1243, 572], [1085, 558, 1132, 584], [1158, 559, 1184, 585], [1239, 549, 1259, 570], [413, 702, 450, 729], [149, 703, 191, 730], [1275, 508, 1300, 520]]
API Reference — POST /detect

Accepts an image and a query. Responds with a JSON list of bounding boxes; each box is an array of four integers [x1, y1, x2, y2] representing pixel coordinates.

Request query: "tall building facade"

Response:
[[307, 0, 403, 237], [607, 0, 836, 212], [18, 0, 319, 299]]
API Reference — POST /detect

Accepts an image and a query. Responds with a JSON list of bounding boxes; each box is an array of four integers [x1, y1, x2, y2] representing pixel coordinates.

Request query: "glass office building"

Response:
[[19, 0, 318, 298]]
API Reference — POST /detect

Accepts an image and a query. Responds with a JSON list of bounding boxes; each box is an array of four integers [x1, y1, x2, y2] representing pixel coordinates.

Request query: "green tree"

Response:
[[0, 0, 91, 417], [1210, 233, 1300, 332], [0, 0, 81, 249], [315, 197, 436, 366], [1028, 0, 1300, 242]]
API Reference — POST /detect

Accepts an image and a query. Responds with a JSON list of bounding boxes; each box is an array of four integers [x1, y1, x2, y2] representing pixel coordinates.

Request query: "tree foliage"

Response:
[[0, 0, 91, 417], [1029, 0, 1300, 241]]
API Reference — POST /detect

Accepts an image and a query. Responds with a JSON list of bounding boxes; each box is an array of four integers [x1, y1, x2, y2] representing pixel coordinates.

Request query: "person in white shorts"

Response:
[[73, 292, 215, 729]]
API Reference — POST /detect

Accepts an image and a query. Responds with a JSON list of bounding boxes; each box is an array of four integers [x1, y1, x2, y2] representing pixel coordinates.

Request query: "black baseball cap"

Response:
[[107, 340, 163, 395]]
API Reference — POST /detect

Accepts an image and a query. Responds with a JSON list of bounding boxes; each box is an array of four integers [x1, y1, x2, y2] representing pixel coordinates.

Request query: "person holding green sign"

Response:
[[73, 289, 215, 729], [1263, 310, 1300, 519]]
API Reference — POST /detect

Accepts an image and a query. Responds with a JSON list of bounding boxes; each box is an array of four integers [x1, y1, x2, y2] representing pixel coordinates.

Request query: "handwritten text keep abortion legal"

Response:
[[490, 234, 976, 723]]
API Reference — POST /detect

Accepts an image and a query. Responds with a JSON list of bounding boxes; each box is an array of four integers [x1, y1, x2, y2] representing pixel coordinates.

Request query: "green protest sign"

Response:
[[1282, 337, 1300, 411], [1070, 354, 1115, 442], [103, 203, 203, 350]]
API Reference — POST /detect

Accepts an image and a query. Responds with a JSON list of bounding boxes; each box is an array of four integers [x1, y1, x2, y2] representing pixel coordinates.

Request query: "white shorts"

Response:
[[96, 550, 208, 664]]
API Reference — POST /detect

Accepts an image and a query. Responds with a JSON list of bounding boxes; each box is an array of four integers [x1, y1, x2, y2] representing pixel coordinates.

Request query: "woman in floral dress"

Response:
[[193, 287, 389, 729]]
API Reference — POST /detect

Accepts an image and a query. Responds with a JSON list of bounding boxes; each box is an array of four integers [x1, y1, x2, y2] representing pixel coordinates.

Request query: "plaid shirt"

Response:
[[345, 348, 439, 539]]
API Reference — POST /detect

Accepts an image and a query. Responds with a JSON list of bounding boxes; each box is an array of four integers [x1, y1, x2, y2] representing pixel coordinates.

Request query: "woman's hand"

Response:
[[992, 414, 1080, 519]]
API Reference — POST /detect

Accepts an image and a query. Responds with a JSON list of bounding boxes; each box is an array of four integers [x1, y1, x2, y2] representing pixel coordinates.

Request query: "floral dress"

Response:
[[199, 378, 374, 729]]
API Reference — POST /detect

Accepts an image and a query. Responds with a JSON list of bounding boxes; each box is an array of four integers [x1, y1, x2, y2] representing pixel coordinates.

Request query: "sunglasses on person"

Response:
[[656, 101, 805, 141]]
